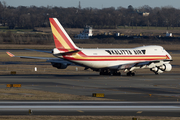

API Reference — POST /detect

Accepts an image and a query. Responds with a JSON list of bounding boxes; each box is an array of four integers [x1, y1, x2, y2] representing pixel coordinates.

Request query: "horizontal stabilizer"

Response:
[[54, 50, 80, 56]]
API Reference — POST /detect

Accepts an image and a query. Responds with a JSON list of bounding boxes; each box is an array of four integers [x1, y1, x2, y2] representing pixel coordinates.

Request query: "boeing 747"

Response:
[[7, 18, 172, 76]]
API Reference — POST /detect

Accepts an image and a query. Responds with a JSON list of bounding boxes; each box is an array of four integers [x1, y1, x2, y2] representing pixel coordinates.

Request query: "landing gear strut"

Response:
[[126, 71, 135, 76]]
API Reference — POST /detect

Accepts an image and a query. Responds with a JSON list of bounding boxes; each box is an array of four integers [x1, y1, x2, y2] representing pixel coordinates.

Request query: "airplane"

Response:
[[6, 18, 173, 76]]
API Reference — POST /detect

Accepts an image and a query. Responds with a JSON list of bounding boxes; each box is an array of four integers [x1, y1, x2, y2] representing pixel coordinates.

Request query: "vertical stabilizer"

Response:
[[49, 18, 78, 50]]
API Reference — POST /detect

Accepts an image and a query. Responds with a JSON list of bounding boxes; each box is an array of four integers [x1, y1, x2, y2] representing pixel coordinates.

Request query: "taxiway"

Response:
[[0, 73, 180, 101]]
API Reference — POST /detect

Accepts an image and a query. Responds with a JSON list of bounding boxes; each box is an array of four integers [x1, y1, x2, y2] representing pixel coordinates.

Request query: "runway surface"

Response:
[[1, 101, 180, 116], [0, 72, 180, 116], [0, 73, 180, 101]]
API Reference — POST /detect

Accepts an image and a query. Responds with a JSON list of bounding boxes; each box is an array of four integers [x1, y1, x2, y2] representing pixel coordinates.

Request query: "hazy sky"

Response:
[[1, 0, 180, 9]]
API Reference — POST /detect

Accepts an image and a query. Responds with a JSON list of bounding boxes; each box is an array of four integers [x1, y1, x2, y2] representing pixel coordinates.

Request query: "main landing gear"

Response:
[[126, 71, 135, 76], [99, 69, 121, 76], [99, 69, 135, 76]]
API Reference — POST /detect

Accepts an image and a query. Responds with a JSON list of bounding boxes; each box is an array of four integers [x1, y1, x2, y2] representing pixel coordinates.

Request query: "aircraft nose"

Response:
[[166, 51, 172, 60]]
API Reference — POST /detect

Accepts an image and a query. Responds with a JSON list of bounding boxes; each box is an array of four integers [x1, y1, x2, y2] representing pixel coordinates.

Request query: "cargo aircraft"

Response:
[[7, 18, 173, 76]]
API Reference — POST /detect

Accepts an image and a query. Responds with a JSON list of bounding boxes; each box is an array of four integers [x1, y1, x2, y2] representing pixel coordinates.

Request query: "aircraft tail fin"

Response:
[[49, 18, 78, 51]]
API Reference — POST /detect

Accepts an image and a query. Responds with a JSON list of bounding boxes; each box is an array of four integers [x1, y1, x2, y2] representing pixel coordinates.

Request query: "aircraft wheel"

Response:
[[112, 72, 117, 76], [127, 72, 135, 76], [100, 70, 110, 75], [131, 72, 135, 76], [100, 71, 103, 75], [108, 72, 112, 75], [155, 72, 159, 75], [111, 71, 121, 76], [117, 72, 121, 76], [127, 72, 131, 76]]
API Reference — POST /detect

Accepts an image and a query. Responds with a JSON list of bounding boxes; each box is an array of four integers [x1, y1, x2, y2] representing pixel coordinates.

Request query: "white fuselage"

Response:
[[54, 45, 172, 70]]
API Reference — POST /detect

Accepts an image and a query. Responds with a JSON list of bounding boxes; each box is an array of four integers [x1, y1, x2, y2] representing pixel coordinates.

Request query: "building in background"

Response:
[[74, 26, 93, 39]]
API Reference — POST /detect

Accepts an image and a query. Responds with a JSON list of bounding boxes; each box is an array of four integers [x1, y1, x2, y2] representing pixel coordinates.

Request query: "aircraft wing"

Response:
[[133, 59, 172, 67], [118, 59, 172, 70], [6, 51, 73, 65], [7, 51, 56, 60]]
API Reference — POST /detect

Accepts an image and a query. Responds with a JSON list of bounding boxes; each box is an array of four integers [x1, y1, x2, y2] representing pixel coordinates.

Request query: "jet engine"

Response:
[[51, 62, 68, 69], [159, 64, 172, 72], [150, 67, 164, 74]]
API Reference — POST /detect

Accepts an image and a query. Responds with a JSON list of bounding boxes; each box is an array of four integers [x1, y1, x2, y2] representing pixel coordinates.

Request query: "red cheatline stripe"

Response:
[[63, 56, 165, 61], [83, 55, 164, 58], [78, 51, 166, 58], [50, 18, 75, 49], [77, 51, 86, 56], [62, 50, 166, 61], [62, 57, 163, 61], [166, 55, 170, 59], [77, 52, 166, 58]]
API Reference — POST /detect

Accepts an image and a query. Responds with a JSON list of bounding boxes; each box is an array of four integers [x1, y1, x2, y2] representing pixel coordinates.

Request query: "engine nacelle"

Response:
[[150, 67, 164, 74], [51, 62, 68, 69], [151, 67, 158, 72], [156, 69, 164, 74], [159, 64, 172, 72]]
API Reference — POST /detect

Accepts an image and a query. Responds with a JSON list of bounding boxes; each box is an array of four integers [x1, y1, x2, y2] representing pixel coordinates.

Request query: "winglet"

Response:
[[6, 52, 15, 57]]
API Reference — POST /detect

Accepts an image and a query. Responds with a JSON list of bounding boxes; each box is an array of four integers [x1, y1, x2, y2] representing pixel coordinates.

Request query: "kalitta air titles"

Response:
[[105, 49, 146, 55]]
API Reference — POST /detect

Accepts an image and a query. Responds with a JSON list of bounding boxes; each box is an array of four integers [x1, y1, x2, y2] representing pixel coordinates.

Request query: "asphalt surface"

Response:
[[1, 101, 180, 116], [1, 48, 180, 116], [1, 110, 180, 116], [0, 73, 180, 101]]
